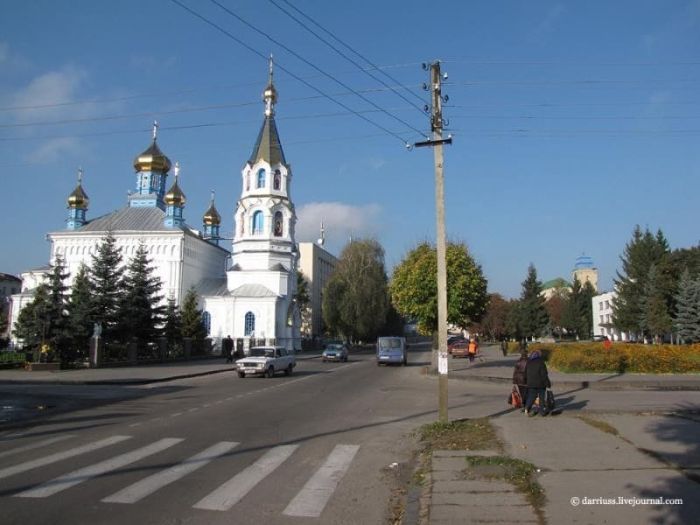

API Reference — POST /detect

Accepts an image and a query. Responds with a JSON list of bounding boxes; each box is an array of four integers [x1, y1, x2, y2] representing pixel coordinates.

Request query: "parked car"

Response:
[[321, 343, 349, 362], [447, 336, 468, 354], [450, 341, 471, 358], [592, 335, 610, 342], [376, 336, 408, 366], [236, 346, 296, 378]]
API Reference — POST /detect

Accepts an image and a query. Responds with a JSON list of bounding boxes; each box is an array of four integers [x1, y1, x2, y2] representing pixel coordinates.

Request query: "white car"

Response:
[[236, 346, 296, 378]]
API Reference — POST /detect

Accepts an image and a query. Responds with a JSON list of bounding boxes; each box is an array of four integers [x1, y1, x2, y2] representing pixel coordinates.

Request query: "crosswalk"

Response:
[[0, 434, 361, 518]]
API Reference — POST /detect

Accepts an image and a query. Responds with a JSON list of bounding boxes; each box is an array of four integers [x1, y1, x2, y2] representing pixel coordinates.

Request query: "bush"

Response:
[[0, 351, 26, 369], [525, 342, 700, 374]]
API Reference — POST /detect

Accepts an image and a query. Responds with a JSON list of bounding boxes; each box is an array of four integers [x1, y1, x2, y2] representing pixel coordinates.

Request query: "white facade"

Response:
[[297, 241, 337, 338], [592, 291, 628, 341]]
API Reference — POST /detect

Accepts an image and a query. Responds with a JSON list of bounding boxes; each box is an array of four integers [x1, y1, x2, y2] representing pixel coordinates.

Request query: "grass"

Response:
[[417, 418, 501, 453], [577, 415, 619, 436], [464, 455, 546, 513]]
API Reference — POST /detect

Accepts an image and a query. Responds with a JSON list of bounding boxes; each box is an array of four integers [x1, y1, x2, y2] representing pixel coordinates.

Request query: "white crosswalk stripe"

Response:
[[193, 444, 299, 511], [0, 435, 131, 481], [283, 444, 360, 518], [0, 435, 75, 460], [102, 441, 239, 504], [15, 438, 183, 498]]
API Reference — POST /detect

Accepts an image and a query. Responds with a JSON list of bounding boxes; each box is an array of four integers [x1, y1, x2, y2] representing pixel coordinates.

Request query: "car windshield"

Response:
[[325, 345, 343, 351], [249, 348, 274, 357], [379, 338, 401, 349]]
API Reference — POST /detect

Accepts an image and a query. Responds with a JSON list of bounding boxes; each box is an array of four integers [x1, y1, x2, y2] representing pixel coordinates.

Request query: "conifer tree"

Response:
[[90, 232, 124, 340], [181, 287, 207, 340], [517, 264, 549, 340], [65, 263, 93, 362], [579, 281, 595, 339], [46, 256, 70, 356], [117, 244, 164, 350], [13, 283, 51, 350], [641, 264, 674, 342], [163, 297, 183, 354], [675, 269, 700, 343]]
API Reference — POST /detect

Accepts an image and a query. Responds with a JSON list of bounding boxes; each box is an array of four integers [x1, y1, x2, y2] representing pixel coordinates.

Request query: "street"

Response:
[[1, 346, 700, 525]]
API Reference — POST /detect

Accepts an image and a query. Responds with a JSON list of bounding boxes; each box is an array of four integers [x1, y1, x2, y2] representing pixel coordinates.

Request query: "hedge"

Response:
[[524, 342, 700, 374]]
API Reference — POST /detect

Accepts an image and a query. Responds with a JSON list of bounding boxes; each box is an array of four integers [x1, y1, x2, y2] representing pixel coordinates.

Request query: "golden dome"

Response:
[[164, 178, 186, 206], [67, 184, 89, 209], [133, 139, 172, 173], [203, 202, 221, 226], [263, 82, 277, 104]]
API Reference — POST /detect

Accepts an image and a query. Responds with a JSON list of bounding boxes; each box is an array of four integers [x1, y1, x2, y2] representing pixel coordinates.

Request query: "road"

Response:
[[2, 346, 699, 525]]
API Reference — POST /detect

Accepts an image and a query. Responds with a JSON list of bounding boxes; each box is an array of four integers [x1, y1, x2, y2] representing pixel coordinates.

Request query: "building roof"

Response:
[[196, 278, 229, 296], [0, 273, 21, 282], [231, 283, 278, 298], [574, 254, 595, 269], [248, 116, 286, 166], [542, 277, 570, 290], [71, 206, 186, 233]]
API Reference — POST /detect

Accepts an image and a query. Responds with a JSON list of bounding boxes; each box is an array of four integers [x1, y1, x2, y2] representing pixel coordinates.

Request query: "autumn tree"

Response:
[[322, 239, 389, 342], [479, 293, 511, 340], [390, 242, 488, 335]]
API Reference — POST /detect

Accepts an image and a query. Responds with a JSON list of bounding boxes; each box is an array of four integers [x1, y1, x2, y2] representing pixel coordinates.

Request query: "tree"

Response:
[[90, 232, 125, 341], [675, 269, 700, 343], [65, 263, 93, 362], [181, 287, 207, 340], [117, 244, 165, 350], [0, 300, 8, 340], [613, 226, 670, 339], [545, 294, 566, 339], [479, 294, 511, 340], [13, 283, 51, 350], [295, 270, 312, 337], [579, 281, 595, 339], [390, 241, 488, 335], [322, 239, 390, 341], [517, 264, 548, 340], [642, 264, 673, 343], [163, 297, 183, 353]]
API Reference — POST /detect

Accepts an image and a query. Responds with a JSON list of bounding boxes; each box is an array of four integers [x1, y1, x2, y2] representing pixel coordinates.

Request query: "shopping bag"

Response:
[[545, 389, 555, 412], [509, 386, 523, 408]]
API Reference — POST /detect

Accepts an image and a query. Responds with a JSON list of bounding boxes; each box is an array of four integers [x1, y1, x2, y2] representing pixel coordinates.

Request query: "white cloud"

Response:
[[296, 201, 382, 245], [31, 137, 84, 163], [12, 65, 89, 121]]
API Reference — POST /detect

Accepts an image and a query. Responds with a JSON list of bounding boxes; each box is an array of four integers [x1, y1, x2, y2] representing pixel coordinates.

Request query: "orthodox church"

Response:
[[11, 62, 301, 350]]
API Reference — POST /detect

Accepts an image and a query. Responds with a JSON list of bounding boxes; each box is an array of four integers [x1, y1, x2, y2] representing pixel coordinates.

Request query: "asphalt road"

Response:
[[2, 347, 700, 525]]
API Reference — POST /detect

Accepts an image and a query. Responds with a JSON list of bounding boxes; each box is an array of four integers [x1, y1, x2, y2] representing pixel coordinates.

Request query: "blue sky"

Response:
[[1, 0, 699, 298]]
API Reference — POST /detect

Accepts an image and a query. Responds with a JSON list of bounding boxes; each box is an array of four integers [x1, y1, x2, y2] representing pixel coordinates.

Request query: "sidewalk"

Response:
[[436, 344, 700, 391], [0, 352, 322, 385]]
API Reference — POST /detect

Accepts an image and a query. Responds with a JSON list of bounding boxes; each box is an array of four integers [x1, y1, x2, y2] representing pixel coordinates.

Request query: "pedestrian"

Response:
[[223, 335, 234, 363], [524, 350, 551, 416], [467, 338, 478, 363], [500, 338, 508, 357], [512, 349, 528, 411]]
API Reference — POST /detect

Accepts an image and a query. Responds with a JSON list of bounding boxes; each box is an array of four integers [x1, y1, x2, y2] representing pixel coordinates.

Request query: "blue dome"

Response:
[[575, 254, 594, 269]]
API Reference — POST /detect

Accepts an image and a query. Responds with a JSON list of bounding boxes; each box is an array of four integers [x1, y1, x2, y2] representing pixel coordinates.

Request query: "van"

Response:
[[376, 336, 408, 366]]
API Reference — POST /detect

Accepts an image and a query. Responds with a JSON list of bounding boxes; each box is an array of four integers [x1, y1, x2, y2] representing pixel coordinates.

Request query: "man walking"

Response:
[[223, 335, 234, 363]]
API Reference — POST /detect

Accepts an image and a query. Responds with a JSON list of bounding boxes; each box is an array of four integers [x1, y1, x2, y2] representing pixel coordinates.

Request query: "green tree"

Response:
[[295, 270, 312, 337], [675, 269, 700, 343], [517, 264, 548, 340], [163, 298, 183, 353], [390, 241, 488, 335], [613, 226, 670, 339], [322, 239, 390, 341], [90, 232, 125, 341], [505, 299, 522, 340], [117, 244, 165, 351], [579, 281, 595, 339], [181, 287, 207, 340], [13, 283, 51, 350], [65, 263, 93, 362]]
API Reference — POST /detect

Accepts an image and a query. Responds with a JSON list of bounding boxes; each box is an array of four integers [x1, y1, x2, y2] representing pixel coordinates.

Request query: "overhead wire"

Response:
[[204, 0, 426, 138], [266, 0, 427, 113], [167, 0, 417, 146]]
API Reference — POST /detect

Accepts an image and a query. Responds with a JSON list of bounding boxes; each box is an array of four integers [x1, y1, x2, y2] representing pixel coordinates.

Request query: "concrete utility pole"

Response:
[[415, 61, 452, 422]]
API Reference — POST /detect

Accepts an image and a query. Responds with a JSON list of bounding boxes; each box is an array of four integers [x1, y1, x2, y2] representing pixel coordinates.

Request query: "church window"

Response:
[[257, 168, 266, 188], [273, 170, 281, 190], [273, 211, 283, 237], [246, 172, 250, 191], [244, 311, 255, 336], [202, 311, 211, 335], [252, 211, 264, 235]]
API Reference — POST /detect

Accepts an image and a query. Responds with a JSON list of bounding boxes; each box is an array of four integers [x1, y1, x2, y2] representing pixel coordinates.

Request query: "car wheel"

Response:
[[284, 364, 293, 376], [266, 366, 274, 378], [238, 371, 245, 378]]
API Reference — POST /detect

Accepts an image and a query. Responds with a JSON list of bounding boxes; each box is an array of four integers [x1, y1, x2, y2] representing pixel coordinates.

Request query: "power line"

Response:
[[442, 58, 700, 66], [167, 0, 418, 146], [204, 0, 426, 138], [267, 0, 427, 113]]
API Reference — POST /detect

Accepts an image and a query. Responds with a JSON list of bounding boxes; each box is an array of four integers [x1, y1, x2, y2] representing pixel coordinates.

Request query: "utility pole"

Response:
[[415, 61, 452, 422]]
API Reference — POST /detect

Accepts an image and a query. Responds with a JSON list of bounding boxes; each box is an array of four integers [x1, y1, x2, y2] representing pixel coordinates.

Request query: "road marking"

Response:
[[15, 438, 183, 498], [283, 444, 360, 518], [0, 436, 131, 481], [128, 423, 142, 428], [0, 435, 75, 460], [193, 444, 299, 511], [187, 408, 199, 412], [170, 412, 183, 418], [102, 441, 238, 504]]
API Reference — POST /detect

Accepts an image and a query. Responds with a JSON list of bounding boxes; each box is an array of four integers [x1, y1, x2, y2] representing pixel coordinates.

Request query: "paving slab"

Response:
[[433, 480, 515, 493], [430, 503, 537, 523], [433, 491, 528, 506]]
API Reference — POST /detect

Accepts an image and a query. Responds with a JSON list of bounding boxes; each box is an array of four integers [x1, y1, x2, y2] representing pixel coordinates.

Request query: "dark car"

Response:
[[447, 336, 468, 354], [450, 341, 470, 358]]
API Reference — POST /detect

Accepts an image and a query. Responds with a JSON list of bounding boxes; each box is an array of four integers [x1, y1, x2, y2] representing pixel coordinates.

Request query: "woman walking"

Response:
[[525, 350, 551, 416]]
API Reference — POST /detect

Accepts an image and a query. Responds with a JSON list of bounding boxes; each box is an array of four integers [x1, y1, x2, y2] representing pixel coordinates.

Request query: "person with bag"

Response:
[[512, 349, 528, 411], [524, 350, 551, 416]]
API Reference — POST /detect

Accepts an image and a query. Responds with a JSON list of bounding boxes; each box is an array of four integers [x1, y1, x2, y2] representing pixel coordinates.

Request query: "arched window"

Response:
[[273, 211, 283, 237], [273, 170, 281, 190], [244, 311, 255, 336], [252, 210, 264, 235], [256, 168, 266, 188], [202, 311, 211, 335]]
